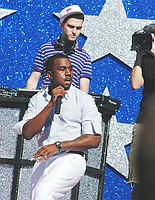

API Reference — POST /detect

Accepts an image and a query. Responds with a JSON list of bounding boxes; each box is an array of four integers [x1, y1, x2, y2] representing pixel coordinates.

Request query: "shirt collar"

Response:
[[64, 85, 74, 100], [43, 85, 74, 102]]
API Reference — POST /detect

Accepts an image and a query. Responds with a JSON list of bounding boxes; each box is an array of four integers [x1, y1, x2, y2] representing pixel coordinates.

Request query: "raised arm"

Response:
[[22, 86, 66, 140], [130, 51, 144, 90]]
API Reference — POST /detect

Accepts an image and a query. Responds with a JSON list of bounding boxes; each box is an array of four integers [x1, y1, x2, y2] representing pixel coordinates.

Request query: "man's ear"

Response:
[[47, 71, 52, 80], [60, 22, 64, 29]]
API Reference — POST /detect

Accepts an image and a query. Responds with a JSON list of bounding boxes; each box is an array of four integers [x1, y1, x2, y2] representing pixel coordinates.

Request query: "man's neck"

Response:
[[60, 36, 76, 47], [56, 36, 77, 54]]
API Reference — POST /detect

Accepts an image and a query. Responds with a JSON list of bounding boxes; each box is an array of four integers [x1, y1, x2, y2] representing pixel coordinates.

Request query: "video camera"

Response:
[[131, 23, 155, 51]]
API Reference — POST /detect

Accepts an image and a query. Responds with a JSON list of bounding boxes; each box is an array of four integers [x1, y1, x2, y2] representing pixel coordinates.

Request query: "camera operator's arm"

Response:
[[130, 51, 144, 90]]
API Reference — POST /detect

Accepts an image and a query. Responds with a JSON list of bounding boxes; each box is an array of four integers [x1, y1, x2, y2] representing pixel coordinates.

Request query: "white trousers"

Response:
[[31, 152, 86, 200]]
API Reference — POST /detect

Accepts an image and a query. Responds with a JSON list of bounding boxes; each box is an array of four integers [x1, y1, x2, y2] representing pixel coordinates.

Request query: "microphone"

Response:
[[55, 96, 62, 114], [143, 24, 155, 34]]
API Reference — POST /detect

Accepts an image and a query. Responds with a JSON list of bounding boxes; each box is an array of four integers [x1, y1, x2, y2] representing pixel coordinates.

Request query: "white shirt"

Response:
[[13, 85, 102, 147]]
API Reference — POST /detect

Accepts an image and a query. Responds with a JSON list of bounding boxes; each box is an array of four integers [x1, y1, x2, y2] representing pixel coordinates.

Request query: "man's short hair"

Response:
[[45, 54, 69, 72], [62, 13, 84, 24]]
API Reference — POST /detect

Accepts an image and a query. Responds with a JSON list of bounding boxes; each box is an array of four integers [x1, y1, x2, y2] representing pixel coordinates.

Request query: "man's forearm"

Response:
[[61, 134, 101, 151], [32, 134, 101, 161], [131, 66, 144, 89], [22, 101, 54, 140], [80, 78, 90, 93], [26, 71, 41, 89], [130, 52, 144, 89]]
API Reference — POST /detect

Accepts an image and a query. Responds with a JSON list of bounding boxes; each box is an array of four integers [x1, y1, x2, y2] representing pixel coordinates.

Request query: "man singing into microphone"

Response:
[[13, 54, 102, 200]]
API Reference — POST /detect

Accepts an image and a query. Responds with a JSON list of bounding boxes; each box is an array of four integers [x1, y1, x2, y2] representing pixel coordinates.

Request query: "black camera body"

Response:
[[131, 33, 152, 51], [131, 23, 155, 51]]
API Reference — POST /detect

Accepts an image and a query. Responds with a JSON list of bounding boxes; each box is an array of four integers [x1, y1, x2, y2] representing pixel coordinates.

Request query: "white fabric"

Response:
[[31, 152, 86, 200], [13, 85, 102, 148], [12, 85, 102, 199], [59, 5, 84, 23]]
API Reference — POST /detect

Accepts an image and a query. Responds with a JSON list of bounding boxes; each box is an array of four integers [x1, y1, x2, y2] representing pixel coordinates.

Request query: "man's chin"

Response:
[[64, 84, 71, 90], [68, 37, 77, 42]]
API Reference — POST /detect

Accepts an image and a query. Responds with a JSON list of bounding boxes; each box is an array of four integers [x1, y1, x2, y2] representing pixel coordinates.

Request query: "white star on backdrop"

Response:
[[80, 0, 155, 178], [107, 116, 133, 178], [0, 8, 17, 19], [0, 8, 17, 26], [82, 0, 155, 68], [81, 0, 154, 176], [102, 87, 132, 177], [53, 1, 155, 177]]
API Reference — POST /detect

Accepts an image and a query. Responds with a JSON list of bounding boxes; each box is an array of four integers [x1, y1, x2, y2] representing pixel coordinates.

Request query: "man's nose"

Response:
[[65, 68, 71, 75], [72, 27, 77, 34]]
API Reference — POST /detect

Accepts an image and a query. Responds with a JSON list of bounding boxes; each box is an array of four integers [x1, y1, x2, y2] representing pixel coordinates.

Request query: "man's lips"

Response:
[[64, 78, 72, 83], [69, 35, 76, 39]]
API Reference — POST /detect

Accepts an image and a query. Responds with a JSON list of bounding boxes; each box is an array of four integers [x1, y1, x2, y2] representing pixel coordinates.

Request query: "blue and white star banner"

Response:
[[1, 0, 155, 199]]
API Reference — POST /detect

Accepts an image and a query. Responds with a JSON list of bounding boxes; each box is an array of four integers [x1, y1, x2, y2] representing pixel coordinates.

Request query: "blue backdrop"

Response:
[[1, 0, 155, 199]]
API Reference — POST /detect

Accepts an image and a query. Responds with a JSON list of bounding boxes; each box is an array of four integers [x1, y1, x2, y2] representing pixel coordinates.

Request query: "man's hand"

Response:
[[22, 86, 67, 140], [50, 86, 67, 105], [32, 144, 58, 161]]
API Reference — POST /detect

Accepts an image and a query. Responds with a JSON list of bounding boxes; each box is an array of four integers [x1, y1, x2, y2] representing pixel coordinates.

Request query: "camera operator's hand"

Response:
[[135, 50, 144, 65], [136, 49, 144, 55]]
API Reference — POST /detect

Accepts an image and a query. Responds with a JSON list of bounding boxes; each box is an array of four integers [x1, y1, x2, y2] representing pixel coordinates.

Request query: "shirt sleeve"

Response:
[[12, 95, 37, 135], [80, 51, 92, 80], [81, 95, 102, 135], [33, 47, 44, 73]]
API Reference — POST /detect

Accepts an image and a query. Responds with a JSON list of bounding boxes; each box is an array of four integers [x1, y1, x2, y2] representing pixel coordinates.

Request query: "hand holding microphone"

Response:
[[55, 96, 62, 114], [50, 86, 66, 114]]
